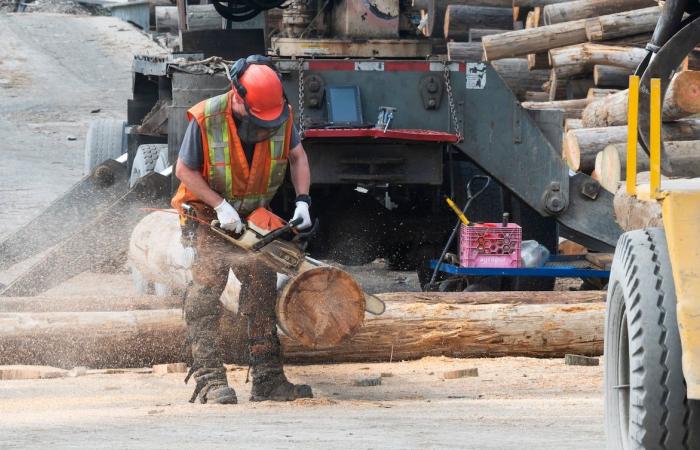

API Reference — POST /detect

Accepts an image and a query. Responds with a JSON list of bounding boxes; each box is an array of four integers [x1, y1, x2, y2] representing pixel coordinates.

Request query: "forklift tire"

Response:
[[84, 119, 126, 174], [129, 144, 168, 187], [605, 228, 700, 449]]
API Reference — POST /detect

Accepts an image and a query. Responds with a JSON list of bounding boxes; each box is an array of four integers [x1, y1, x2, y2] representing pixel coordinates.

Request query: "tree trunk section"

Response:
[[593, 64, 631, 88], [585, 6, 661, 41], [521, 98, 588, 119], [491, 58, 551, 100], [563, 120, 700, 172], [0, 300, 605, 367], [526, 8, 549, 70], [512, 0, 569, 7], [593, 146, 621, 193], [416, 0, 513, 37], [482, 17, 589, 61], [548, 43, 647, 78], [543, 0, 656, 25], [447, 42, 483, 60], [582, 71, 700, 127], [443, 5, 513, 41], [564, 118, 583, 131], [468, 27, 506, 41], [603, 142, 700, 179]]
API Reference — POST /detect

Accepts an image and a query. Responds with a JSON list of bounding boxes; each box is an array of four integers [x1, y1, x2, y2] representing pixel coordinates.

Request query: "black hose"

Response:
[[211, 0, 286, 22], [427, 175, 491, 289]]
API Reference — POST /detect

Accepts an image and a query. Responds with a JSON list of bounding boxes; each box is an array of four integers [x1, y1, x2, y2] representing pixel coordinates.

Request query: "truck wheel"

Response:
[[605, 228, 700, 449], [130, 144, 168, 187], [84, 119, 126, 174]]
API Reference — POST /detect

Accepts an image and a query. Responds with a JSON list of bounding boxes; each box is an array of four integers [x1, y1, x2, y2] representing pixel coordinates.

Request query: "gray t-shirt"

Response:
[[178, 119, 301, 170]]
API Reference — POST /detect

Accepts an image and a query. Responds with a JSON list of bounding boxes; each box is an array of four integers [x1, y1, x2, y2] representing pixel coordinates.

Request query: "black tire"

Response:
[[129, 143, 168, 187], [84, 119, 126, 174], [605, 228, 700, 449]]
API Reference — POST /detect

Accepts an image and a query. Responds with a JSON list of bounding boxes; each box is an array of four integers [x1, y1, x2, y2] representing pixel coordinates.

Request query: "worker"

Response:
[[172, 55, 313, 404]]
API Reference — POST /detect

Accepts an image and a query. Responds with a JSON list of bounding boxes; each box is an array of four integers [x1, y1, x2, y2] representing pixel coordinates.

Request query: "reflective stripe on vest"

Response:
[[201, 93, 290, 215]]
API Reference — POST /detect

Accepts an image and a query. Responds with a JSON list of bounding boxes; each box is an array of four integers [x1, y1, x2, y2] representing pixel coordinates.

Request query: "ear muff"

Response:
[[229, 55, 282, 100]]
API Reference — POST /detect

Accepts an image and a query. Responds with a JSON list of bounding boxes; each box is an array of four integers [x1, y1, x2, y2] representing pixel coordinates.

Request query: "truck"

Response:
[[0, 0, 623, 297]]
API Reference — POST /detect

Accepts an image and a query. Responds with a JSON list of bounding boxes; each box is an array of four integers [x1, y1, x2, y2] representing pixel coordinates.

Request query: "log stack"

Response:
[[418, 0, 700, 192]]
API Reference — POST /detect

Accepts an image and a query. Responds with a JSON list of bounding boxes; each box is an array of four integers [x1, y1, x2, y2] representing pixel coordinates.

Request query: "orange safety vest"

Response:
[[172, 91, 293, 216]]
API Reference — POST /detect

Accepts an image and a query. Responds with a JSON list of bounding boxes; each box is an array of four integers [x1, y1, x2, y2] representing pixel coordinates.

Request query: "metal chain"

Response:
[[443, 61, 463, 142], [297, 59, 306, 137]]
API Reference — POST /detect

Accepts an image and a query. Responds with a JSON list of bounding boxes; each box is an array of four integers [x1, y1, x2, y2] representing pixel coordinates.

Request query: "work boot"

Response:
[[248, 335, 313, 402], [185, 366, 238, 404]]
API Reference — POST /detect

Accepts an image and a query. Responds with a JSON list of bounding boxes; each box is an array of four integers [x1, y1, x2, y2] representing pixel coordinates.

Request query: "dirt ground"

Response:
[[0, 12, 605, 448]]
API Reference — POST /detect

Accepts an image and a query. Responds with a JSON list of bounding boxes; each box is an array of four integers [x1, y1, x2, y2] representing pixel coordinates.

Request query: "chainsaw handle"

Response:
[[210, 219, 247, 240], [251, 217, 302, 251]]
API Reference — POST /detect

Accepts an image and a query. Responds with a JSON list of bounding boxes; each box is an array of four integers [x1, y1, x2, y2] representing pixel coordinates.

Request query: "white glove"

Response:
[[214, 199, 244, 233], [290, 201, 312, 230]]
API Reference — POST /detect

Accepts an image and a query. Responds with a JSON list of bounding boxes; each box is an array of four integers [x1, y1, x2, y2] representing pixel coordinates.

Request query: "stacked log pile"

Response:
[[416, 0, 700, 192]]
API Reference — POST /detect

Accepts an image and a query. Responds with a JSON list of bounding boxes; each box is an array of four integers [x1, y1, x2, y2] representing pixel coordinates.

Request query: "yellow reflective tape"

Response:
[[650, 78, 661, 199], [626, 75, 639, 196]]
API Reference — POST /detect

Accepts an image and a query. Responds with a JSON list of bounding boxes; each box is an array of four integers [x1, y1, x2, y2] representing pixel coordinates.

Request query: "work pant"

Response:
[[185, 218, 283, 382]]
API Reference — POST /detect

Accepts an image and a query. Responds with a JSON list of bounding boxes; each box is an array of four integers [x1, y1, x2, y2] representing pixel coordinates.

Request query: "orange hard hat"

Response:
[[237, 64, 289, 128]]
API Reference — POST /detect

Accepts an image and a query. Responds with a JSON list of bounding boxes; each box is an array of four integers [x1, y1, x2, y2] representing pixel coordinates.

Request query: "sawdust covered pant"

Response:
[[185, 222, 282, 376]]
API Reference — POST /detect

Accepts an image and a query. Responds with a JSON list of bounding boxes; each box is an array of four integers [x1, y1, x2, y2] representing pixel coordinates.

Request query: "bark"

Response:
[[526, 8, 549, 70], [521, 98, 588, 119], [564, 118, 583, 132], [543, 0, 656, 25], [513, 0, 569, 7], [613, 180, 664, 232], [447, 42, 483, 60], [418, 0, 512, 38], [593, 64, 631, 88], [491, 58, 551, 100], [548, 43, 647, 77], [585, 6, 661, 41], [443, 5, 513, 41], [562, 120, 700, 172], [0, 300, 606, 367], [468, 28, 506, 41], [581, 71, 700, 127], [524, 91, 550, 102]]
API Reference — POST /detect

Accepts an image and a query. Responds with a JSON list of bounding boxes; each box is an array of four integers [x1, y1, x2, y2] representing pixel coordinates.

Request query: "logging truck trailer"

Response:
[[604, 6, 700, 446], [0, 53, 625, 296]]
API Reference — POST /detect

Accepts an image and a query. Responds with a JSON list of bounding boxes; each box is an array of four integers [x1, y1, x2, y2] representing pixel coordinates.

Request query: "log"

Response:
[[564, 118, 583, 132], [447, 42, 483, 60], [543, 0, 656, 25], [513, 0, 569, 7], [586, 88, 619, 101], [443, 5, 513, 41], [585, 6, 661, 41], [613, 183, 663, 231], [582, 71, 700, 127], [418, 0, 512, 38], [0, 300, 606, 367], [524, 91, 550, 102], [491, 58, 551, 100], [526, 8, 549, 70], [593, 146, 621, 193], [548, 43, 647, 78], [593, 64, 631, 88], [603, 142, 700, 179], [563, 120, 700, 172], [155, 5, 223, 32], [468, 28, 506, 41], [482, 17, 589, 61], [521, 98, 588, 119]]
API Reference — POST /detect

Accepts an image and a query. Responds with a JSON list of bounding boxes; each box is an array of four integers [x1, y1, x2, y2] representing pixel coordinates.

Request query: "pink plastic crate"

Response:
[[459, 223, 522, 268]]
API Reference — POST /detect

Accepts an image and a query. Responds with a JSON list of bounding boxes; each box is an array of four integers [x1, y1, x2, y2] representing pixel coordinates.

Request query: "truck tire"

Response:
[[84, 119, 126, 174], [129, 144, 169, 187], [605, 228, 700, 449]]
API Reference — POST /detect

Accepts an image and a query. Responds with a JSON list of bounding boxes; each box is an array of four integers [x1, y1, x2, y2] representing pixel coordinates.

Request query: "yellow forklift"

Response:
[[605, 3, 700, 445]]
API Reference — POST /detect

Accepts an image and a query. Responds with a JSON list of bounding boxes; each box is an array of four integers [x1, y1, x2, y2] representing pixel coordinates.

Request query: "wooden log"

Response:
[[603, 142, 700, 179], [564, 118, 583, 132], [524, 91, 550, 102], [513, 0, 569, 7], [582, 71, 700, 127], [447, 42, 483, 60], [155, 5, 223, 32], [586, 88, 619, 101], [468, 28, 506, 41], [491, 58, 551, 100], [548, 43, 647, 78], [594, 146, 621, 193], [585, 6, 661, 41], [563, 120, 700, 172], [593, 64, 631, 88], [418, 0, 512, 38], [521, 98, 588, 119], [443, 5, 513, 41], [542, 0, 656, 25], [482, 17, 589, 61], [0, 299, 606, 367], [613, 183, 663, 231]]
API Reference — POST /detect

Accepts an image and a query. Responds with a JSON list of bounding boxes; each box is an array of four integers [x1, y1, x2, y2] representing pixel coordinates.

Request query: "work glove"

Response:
[[214, 199, 244, 234], [290, 201, 312, 230]]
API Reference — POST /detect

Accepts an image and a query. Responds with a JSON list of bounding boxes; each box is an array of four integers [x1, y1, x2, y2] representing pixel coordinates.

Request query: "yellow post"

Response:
[[650, 78, 661, 198], [626, 75, 639, 196]]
